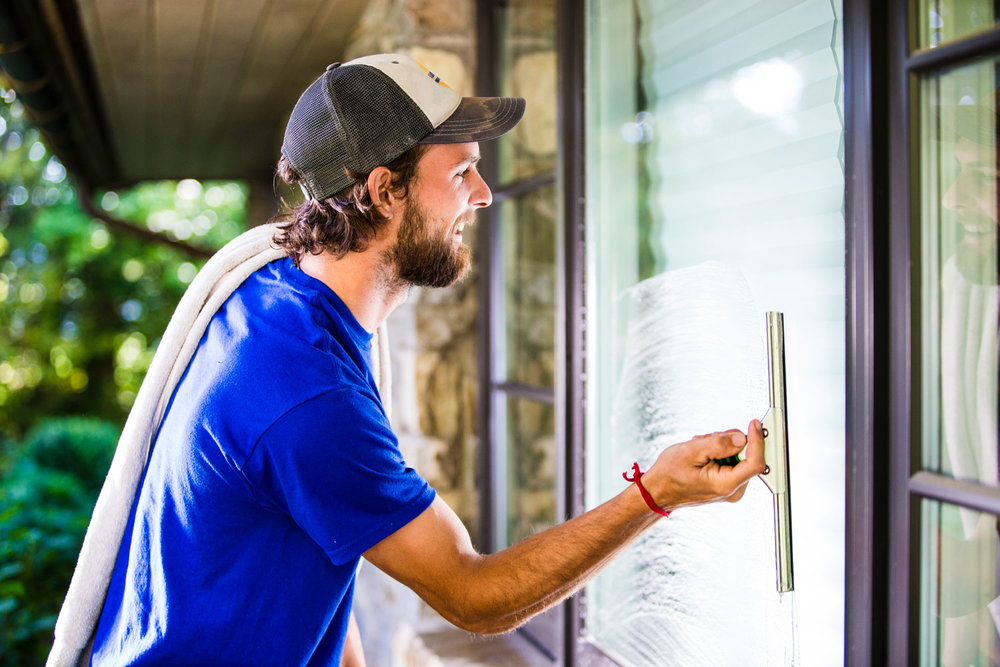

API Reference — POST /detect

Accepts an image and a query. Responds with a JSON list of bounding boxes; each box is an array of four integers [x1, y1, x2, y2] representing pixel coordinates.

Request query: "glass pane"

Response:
[[584, 0, 845, 664], [917, 1, 997, 50], [505, 395, 556, 546], [919, 57, 1000, 488], [919, 498, 1000, 666], [502, 184, 557, 389], [497, 0, 557, 183]]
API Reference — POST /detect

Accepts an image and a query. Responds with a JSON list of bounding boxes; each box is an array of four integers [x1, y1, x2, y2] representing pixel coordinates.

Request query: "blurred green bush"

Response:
[[0, 416, 119, 666]]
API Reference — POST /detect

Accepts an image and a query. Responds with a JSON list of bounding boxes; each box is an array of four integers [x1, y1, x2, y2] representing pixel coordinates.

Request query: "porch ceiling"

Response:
[[0, 0, 369, 188]]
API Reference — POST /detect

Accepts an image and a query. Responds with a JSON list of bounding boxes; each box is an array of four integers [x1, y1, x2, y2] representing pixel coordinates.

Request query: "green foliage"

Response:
[[0, 417, 120, 666], [0, 88, 247, 439], [0, 86, 249, 663], [20, 417, 120, 494]]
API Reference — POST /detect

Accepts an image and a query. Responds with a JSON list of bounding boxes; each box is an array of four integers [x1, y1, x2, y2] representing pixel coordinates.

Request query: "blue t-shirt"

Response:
[[92, 257, 435, 665]]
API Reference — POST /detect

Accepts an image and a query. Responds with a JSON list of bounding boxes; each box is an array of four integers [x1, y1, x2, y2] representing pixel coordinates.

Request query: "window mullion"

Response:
[[907, 24, 1000, 72], [909, 472, 1000, 515]]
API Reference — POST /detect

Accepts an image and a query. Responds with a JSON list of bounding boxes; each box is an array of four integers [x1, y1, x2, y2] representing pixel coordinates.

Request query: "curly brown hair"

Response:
[[270, 144, 428, 264]]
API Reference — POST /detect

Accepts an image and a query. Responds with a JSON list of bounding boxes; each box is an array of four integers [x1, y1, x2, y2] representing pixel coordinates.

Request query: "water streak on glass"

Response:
[[585, 263, 794, 665], [585, 0, 846, 662], [919, 500, 1000, 666]]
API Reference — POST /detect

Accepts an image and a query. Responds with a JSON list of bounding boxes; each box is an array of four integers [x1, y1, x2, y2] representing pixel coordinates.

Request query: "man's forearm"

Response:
[[366, 425, 764, 635], [456, 482, 658, 634]]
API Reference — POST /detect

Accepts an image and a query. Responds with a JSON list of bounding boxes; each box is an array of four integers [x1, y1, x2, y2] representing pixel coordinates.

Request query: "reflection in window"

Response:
[[488, 0, 558, 554], [505, 395, 556, 545], [920, 500, 1000, 666], [502, 186, 557, 388], [920, 58, 999, 489], [497, 0, 557, 182], [918, 1, 997, 49], [918, 58, 1000, 667]]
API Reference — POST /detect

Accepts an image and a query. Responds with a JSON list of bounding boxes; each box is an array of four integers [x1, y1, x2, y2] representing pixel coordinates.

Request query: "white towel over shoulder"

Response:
[[46, 224, 392, 666]]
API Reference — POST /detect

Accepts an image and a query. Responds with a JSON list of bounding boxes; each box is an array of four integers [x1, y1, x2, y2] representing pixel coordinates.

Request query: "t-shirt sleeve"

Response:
[[242, 388, 435, 565]]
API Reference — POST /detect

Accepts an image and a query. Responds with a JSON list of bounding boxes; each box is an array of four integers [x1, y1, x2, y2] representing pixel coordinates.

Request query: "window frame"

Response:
[[844, 1, 891, 664], [476, 0, 563, 660], [878, 1, 1000, 663], [893, 14, 1000, 665]]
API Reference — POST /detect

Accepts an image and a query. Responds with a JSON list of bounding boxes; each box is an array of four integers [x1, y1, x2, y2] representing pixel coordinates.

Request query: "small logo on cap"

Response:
[[417, 62, 452, 90]]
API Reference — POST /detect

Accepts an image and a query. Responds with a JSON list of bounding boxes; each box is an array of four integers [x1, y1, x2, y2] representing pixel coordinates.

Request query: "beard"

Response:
[[385, 198, 472, 288]]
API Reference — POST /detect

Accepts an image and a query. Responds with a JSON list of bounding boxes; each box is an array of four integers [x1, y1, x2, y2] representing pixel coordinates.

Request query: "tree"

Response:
[[0, 86, 248, 664]]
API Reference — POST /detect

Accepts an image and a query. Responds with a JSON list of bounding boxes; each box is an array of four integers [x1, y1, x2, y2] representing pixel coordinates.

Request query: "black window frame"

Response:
[[887, 2, 1000, 662], [849, 0, 1000, 664]]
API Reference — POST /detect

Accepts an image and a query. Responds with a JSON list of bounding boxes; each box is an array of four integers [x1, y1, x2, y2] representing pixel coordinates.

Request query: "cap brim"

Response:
[[931, 104, 999, 146], [419, 96, 525, 144]]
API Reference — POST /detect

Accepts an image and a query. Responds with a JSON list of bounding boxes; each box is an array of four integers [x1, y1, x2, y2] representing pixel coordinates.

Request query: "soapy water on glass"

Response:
[[587, 261, 799, 666]]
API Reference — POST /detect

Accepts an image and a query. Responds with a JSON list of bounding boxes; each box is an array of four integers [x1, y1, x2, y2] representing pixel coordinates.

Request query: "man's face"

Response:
[[386, 142, 492, 288], [943, 137, 999, 234]]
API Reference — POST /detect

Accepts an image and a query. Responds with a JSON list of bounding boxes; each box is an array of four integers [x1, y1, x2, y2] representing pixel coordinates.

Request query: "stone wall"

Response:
[[491, 0, 559, 548]]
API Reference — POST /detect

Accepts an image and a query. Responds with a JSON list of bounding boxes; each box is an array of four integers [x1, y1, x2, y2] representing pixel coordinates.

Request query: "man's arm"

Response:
[[363, 420, 766, 635], [340, 611, 365, 667]]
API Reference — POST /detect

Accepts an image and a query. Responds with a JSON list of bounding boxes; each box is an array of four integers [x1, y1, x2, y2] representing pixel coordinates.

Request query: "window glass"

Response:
[[505, 395, 556, 546], [502, 185, 557, 389], [917, 1, 997, 50], [919, 499, 1000, 666], [497, 0, 557, 183], [486, 1, 559, 656], [919, 57, 999, 487], [584, 0, 845, 664]]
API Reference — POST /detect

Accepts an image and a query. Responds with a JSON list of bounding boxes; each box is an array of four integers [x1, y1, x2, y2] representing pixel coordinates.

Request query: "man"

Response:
[[90, 53, 765, 665]]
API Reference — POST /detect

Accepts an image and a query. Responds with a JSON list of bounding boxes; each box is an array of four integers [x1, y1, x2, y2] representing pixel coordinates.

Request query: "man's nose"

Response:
[[471, 170, 493, 209], [942, 170, 970, 212]]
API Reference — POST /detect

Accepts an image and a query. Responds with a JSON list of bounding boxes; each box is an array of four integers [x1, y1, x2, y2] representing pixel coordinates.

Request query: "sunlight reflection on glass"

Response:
[[732, 59, 804, 117]]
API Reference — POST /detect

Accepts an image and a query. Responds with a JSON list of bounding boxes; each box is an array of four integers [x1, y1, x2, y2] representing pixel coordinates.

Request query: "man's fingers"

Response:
[[707, 421, 765, 491], [650, 420, 768, 509], [696, 429, 748, 459], [740, 419, 766, 473]]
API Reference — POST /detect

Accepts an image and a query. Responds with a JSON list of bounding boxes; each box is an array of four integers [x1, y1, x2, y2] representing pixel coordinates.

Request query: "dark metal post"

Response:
[[556, 0, 588, 663], [844, 0, 890, 663], [475, 0, 500, 555]]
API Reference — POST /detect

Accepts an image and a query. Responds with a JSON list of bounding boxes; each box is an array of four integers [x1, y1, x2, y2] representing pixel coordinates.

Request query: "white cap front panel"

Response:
[[346, 53, 462, 130]]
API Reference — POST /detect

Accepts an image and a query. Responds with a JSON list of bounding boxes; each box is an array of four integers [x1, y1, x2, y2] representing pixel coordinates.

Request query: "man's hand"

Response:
[[641, 419, 767, 511], [364, 419, 767, 635]]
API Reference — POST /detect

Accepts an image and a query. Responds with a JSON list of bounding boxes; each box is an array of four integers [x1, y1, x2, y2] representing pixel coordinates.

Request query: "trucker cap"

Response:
[[281, 52, 526, 200], [933, 89, 1000, 148]]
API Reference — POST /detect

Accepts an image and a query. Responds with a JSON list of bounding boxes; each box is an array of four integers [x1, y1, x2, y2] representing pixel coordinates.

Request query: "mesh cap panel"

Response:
[[282, 75, 353, 200], [336, 67, 432, 177]]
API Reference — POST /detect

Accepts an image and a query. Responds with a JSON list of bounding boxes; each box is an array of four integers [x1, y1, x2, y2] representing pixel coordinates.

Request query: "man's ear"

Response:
[[368, 167, 399, 216]]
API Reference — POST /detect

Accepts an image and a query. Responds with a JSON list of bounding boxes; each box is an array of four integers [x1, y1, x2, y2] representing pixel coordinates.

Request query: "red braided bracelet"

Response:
[[622, 462, 672, 517]]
